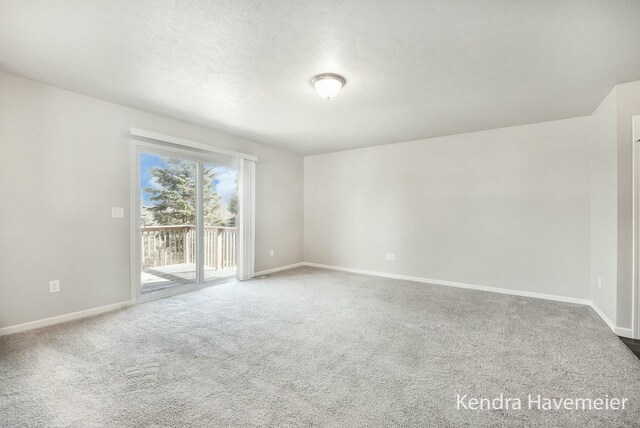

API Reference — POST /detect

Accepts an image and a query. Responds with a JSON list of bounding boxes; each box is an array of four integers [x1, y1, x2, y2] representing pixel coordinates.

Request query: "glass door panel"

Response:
[[202, 162, 238, 282], [140, 153, 198, 293]]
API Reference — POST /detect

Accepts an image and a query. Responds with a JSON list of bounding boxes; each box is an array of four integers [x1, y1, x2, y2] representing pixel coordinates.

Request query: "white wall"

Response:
[[584, 80, 640, 333], [0, 71, 303, 329], [305, 118, 591, 300], [615, 80, 640, 329], [590, 87, 618, 324]]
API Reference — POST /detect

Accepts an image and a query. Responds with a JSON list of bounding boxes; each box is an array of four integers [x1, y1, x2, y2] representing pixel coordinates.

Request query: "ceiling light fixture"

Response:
[[311, 73, 346, 99]]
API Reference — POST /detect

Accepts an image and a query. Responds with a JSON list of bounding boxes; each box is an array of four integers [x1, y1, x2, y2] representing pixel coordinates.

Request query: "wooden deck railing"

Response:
[[141, 225, 237, 270]]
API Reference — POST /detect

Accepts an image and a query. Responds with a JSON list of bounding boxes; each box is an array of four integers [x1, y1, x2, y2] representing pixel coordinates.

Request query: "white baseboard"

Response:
[[254, 262, 305, 276], [1, 263, 635, 340], [304, 262, 637, 339], [0, 261, 308, 336], [614, 326, 634, 338], [588, 301, 634, 338], [588, 302, 616, 331], [304, 262, 591, 305], [0, 300, 132, 337]]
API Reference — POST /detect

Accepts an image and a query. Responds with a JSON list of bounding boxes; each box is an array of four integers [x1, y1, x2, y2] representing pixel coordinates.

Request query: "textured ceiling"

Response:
[[1, 0, 640, 155]]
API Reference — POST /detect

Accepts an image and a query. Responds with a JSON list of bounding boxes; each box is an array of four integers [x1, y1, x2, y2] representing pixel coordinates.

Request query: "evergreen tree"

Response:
[[228, 194, 238, 227], [145, 158, 224, 226]]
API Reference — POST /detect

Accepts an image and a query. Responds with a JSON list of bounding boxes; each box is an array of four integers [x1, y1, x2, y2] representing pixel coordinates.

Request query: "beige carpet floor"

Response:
[[1, 267, 640, 427]]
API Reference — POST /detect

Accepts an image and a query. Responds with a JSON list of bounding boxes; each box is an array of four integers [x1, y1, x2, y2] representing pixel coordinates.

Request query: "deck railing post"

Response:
[[140, 225, 237, 272]]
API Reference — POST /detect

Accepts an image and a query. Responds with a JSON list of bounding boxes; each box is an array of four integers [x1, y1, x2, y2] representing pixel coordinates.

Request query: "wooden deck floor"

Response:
[[142, 263, 236, 293]]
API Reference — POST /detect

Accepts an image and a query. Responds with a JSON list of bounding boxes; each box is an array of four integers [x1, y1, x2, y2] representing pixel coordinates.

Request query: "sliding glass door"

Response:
[[135, 145, 238, 299]]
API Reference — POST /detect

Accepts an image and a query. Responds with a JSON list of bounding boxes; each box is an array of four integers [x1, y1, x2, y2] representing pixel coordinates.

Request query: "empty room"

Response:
[[2, 1, 640, 426]]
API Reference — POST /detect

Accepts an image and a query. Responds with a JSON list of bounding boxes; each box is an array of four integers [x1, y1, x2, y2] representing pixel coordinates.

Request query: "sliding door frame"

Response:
[[633, 115, 640, 339], [130, 137, 253, 304]]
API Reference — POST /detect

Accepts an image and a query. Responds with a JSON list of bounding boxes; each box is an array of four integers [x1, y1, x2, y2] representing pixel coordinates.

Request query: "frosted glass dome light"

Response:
[[311, 73, 346, 99]]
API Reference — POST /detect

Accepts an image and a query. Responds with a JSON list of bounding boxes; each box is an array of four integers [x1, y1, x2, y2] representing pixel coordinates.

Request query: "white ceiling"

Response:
[[1, 1, 640, 155]]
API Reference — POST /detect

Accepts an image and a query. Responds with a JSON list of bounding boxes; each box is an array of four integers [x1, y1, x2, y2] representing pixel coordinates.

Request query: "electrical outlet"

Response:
[[49, 280, 60, 293], [385, 252, 391, 260], [597, 277, 602, 289], [390, 253, 396, 261], [269, 249, 274, 257]]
